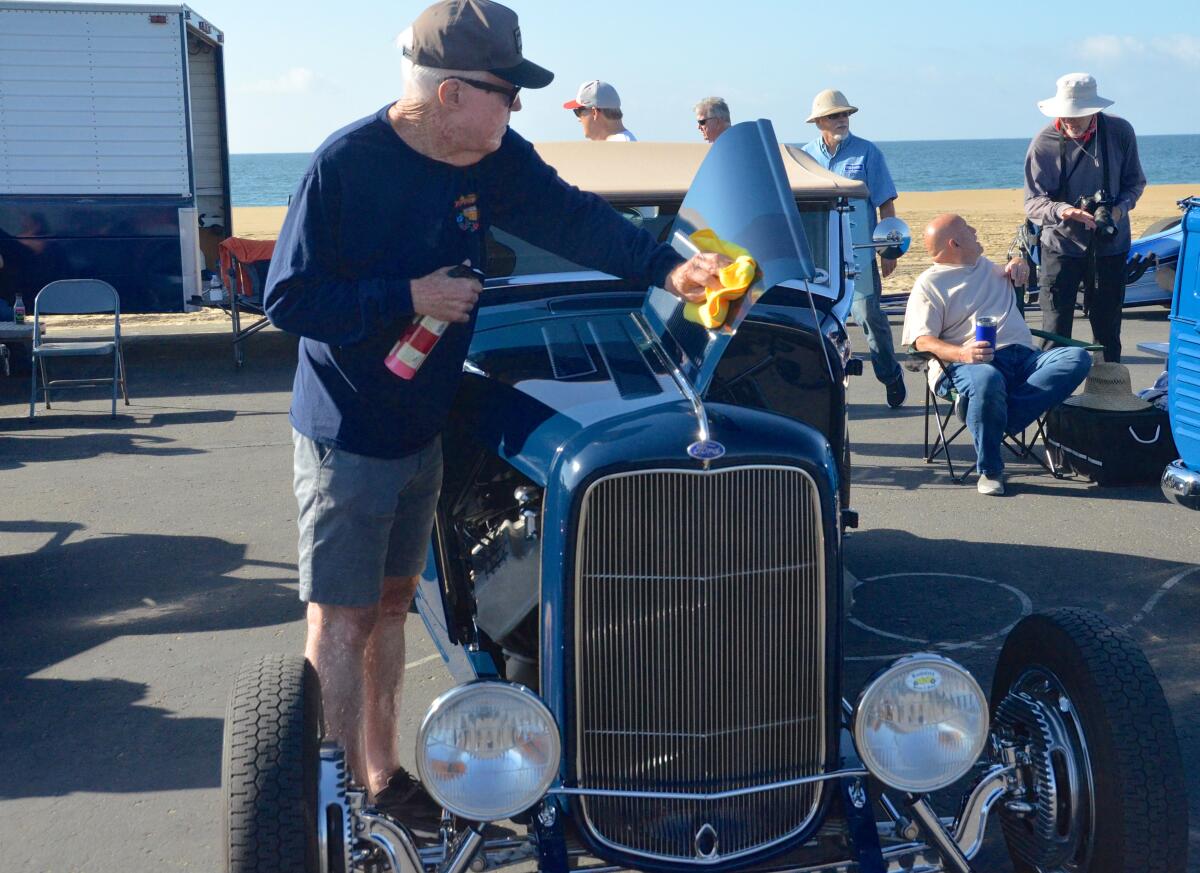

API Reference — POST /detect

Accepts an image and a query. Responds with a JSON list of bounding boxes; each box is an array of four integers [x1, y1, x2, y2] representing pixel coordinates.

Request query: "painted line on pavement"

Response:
[[405, 653, 443, 670], [846, 570, 1032, 662], [1122, 565, 1200, 632]]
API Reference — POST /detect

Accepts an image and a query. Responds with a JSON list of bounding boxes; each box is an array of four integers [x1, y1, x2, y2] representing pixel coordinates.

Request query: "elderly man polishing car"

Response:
[[902, 214, 1092, 495], [264, 0, 725, 833]]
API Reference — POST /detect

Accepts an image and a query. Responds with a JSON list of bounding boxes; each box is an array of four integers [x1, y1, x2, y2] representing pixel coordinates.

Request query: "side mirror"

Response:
[[853, 217, 912, 259]]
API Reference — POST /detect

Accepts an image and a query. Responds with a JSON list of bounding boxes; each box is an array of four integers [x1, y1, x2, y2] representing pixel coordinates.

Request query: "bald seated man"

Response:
[[902, 214, 1092, 495]]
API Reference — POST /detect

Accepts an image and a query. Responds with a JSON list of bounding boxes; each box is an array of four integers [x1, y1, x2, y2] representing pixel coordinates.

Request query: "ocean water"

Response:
[[229, 134, 1200, 207]]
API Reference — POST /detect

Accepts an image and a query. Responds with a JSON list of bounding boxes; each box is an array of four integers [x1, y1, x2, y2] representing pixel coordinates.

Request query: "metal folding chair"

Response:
[[29, 279, 129, 419]]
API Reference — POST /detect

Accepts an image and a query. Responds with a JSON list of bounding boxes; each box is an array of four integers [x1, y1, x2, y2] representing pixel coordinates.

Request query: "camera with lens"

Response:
[[1077, 190, 1118, 238]]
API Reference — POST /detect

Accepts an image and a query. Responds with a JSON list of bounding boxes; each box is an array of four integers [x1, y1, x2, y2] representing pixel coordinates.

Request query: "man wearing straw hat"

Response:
[[802, 88, 907, 409], [1024, 72, 1145, 363]]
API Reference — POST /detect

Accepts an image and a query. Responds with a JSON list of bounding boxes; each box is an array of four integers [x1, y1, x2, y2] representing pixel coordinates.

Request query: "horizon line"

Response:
[[228, 130, 1200, 156]]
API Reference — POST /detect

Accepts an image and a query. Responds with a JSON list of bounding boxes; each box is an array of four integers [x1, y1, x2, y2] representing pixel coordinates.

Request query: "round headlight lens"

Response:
[[416, 681, 561, 821], [853, 655, 989, 793]]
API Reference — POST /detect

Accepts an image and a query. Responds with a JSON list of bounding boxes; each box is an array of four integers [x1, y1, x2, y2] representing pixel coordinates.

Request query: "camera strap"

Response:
[[1055, 113, 1109, 201], [1094, 114, 1111, 199]]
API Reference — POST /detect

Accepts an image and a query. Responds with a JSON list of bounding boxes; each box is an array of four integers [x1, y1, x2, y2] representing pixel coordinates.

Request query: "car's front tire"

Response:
[[223, 655, 323, 873], [990, 608, 1187, 873]]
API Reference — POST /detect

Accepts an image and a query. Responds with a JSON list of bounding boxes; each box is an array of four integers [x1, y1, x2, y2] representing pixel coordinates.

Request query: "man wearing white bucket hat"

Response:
[[1024, 72, 1145, 364], [802, 88, 907, 409]]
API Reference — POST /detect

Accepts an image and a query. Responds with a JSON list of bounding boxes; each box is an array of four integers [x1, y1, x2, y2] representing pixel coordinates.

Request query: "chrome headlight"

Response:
[[853, 655, 989, 793], [416, 681, 561, 821]]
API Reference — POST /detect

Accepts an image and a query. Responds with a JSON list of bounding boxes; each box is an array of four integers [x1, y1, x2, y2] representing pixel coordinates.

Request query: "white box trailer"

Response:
[[0, 2, 230, 312]]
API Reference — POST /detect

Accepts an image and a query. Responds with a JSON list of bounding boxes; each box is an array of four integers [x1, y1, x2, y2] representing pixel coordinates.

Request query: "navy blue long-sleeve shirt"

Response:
[[264, 106, 683, 458]]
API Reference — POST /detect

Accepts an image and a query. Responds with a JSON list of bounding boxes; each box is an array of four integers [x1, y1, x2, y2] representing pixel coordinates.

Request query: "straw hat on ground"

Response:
[[806, 89, 858, 123], [1037, 73, 1114, 118], [1062, 362, 1150, 412]]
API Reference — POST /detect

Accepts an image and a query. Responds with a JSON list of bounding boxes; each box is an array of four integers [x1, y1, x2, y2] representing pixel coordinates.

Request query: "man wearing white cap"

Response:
[[1024, 73, 1145, 363], [801, 88, 907, 409], [564, 80, 637, 141]]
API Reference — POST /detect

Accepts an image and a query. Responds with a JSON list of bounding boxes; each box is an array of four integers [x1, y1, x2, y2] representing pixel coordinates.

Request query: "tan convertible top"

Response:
[[531, 141, 868, 202]]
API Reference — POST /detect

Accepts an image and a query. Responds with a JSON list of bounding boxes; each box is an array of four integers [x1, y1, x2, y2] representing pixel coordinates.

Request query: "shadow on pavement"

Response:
[[0, 522, 301, 799], [0, 429, 205, 470], [0, 331, 299, 409], [843, 528, 1200, 846]]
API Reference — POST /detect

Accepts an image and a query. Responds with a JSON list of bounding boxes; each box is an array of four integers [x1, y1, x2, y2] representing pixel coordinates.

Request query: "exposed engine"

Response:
[[449, 459, 542, 689]]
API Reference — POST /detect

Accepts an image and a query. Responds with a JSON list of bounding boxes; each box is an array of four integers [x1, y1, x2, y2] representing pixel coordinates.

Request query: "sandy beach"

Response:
[[877, 183, 1194, 296], [69, 184, 1193, 331], [230, 184, 1195, 299]]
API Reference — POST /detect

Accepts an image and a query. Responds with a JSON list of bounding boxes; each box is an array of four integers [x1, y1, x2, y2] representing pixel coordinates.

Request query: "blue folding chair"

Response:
[[29, 279, 130, 419]]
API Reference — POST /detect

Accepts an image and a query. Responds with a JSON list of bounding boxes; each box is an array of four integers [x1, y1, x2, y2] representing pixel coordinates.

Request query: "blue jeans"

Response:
[[942, 344, 1091, 476], [850, 262, 901, 385]]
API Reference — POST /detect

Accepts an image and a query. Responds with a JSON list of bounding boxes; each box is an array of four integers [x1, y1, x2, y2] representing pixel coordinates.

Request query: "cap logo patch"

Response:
[[513, 25, 521, 53]]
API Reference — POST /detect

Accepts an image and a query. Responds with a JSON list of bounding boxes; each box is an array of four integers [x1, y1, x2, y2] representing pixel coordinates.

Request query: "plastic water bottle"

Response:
[[13, 294, 25, 324]]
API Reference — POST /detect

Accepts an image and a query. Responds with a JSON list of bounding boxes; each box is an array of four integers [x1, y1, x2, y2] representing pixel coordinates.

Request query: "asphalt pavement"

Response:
[[0, 307, 1196, 871]]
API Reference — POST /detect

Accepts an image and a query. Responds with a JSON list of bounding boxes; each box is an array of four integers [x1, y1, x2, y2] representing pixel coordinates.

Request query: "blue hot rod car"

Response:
[[223, 122, 1187, 873], [1161, 196, 1200, 508]]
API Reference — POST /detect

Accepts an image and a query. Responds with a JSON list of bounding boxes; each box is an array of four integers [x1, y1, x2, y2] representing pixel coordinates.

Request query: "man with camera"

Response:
[[1024, 72, 1145, 363]]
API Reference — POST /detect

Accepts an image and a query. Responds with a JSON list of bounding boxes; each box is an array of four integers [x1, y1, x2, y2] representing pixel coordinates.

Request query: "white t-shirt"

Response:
[[901, 256, 1033, 388], [606, 130, 637, 142]]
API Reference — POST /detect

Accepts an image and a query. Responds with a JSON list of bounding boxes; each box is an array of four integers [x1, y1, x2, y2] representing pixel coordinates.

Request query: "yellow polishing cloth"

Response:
[[683, 230, 758, 328]]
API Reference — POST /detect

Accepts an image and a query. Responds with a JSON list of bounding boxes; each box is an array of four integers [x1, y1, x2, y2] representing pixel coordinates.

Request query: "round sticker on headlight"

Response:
[[905, 668, 941, 692], [853, 655, 989, 793]]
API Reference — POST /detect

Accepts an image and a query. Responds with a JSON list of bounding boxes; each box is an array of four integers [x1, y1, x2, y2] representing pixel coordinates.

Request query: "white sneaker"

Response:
[[977, 473, 1006, 496]]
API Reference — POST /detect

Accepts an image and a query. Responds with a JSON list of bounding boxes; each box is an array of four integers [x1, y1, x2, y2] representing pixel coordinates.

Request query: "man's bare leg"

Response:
[[304, 601, 379, 793], [362, 574, 420, 795]]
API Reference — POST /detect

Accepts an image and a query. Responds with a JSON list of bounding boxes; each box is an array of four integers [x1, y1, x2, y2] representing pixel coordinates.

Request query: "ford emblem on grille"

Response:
[[687, 439, 726, 460]]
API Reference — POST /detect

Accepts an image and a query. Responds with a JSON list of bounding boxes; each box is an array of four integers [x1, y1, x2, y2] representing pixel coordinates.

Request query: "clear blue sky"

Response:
[[192, 0, 1200, 153]]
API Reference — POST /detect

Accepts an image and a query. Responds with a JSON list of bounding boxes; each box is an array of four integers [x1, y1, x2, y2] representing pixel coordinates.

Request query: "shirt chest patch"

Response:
[[839, 158, 866, 180], [454, 193, 480, 232]]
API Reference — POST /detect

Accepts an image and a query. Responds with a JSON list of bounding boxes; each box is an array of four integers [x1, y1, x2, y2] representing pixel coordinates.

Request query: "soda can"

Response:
[[974, 315, 998, 347]]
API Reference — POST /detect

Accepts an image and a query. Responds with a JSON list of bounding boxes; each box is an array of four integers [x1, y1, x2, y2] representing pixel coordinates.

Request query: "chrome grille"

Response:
[[574, 466, 826, 863]]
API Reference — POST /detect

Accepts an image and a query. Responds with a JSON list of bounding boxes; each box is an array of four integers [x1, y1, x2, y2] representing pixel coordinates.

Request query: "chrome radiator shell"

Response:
[[572, 465, 828, 864]]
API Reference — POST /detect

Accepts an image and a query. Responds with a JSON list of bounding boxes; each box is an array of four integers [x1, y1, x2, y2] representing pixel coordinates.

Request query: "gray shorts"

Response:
[[292, 429, 443, 607]]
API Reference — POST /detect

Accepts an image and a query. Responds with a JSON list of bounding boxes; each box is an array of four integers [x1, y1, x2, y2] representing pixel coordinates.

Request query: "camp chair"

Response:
[[29, 279, 129, 419], [917, 329, 1103, 484], [217, 236, 276, 366]]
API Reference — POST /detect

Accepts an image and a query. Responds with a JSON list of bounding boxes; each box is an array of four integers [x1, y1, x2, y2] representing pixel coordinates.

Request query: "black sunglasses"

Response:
[[697, 117, 713, 128], [573, 106, 591, 118], [446, 76, 521, 108]]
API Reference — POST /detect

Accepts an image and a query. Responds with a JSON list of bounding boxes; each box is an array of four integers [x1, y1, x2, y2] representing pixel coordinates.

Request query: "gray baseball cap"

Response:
[[563, 80, 621, 110], [404, 0, 553, 89]]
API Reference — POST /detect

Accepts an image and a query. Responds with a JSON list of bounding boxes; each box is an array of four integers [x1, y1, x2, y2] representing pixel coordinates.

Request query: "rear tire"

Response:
[[223, 655, 322, 873], [990, 609, 1187, 873]]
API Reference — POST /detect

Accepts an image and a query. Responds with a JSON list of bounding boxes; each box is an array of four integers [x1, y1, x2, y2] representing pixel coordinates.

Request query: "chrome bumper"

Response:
[[329, 763, 1011, 873], [1162, 459, 1200, 510]]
